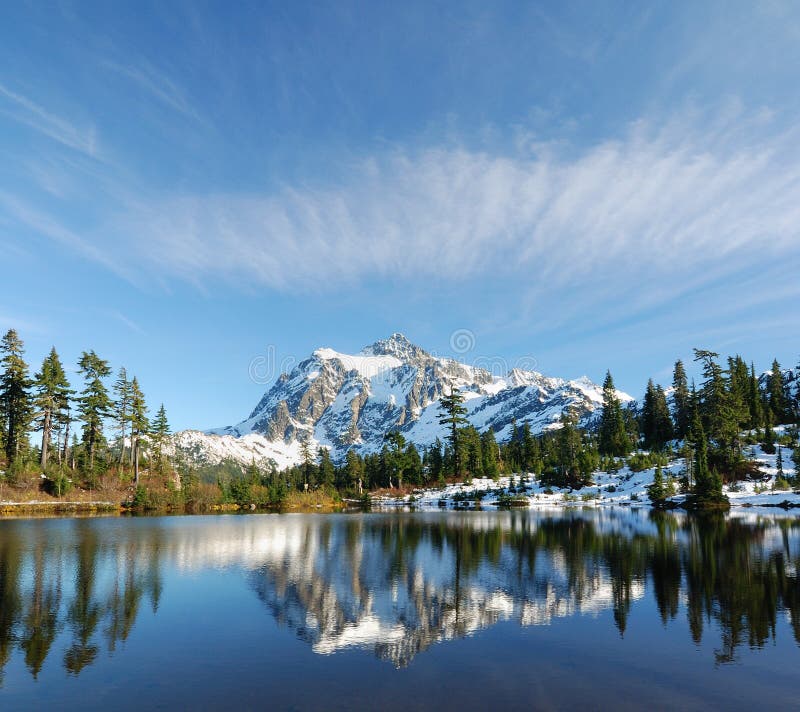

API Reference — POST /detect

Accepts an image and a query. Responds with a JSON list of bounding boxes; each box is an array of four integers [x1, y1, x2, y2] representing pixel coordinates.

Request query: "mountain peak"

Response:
[[361, 332, 426, 360]]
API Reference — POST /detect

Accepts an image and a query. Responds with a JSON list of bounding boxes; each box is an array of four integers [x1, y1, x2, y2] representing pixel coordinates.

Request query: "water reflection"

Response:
[[0, 510, 799, 681]]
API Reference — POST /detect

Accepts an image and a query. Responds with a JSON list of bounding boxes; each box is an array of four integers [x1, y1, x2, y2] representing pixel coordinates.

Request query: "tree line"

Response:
[[267, 348, 799, 507], [0, 329, 171, 493], [2, 325, 798, 507]]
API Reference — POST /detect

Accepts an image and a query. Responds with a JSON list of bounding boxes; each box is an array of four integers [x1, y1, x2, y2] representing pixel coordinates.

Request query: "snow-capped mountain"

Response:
[[173, 333, 631, 470]]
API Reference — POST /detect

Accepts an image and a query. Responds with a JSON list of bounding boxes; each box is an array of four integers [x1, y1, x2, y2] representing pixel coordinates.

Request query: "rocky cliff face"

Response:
[[191, 333, 630, 467]]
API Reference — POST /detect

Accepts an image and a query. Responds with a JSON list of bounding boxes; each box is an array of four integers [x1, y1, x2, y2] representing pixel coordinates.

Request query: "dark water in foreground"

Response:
[[1, 509, 799, 710]]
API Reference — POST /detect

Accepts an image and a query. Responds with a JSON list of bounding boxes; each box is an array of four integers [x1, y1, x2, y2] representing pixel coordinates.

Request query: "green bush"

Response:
[[43, 471, 72, 498], [132, 485, 147, 508]]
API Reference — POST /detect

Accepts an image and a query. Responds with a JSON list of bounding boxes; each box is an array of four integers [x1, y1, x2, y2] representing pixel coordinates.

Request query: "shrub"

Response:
[[43, 471, 72, 498], [132, 485, 147, 508]]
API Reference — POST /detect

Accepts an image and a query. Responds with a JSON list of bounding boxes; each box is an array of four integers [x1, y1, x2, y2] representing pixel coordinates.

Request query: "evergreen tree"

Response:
[[77, 351, 112, 472], [688, 409, 725, 505], [521, 422, 536, 472], [762, 413, 775, 454], [480, 429, 500, 480], [404, 443, 423, 485], [129, 377, 149, 484], [428, 439, 444, 483], [151, 404, 170, 474], [748, 362, 762, 430], [671, 360, 690, 439], [694, 349, 740, 465], [32, 347, 72, 470], [299, 439, 314, 490], [768, 359, 788, 424], [689, 410, 710, 499], [317, 447, 335, 488], [648, 464, 665, 504], [776, 445, 784, 479], [599, 371, 631, 457], [345, 449, 366, 493], [112, 368, 133, 467], [642, 380, 674, 450], [0, 329, 33, 467], [461, 426, 482, 480], [437, 387, 468, 477]]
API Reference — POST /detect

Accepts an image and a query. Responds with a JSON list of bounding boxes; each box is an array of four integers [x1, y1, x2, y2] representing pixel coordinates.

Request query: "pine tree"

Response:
[[648, 464, 665, 504], [642, 380, 673, 450], [299, 439, 314, 490], [521, 422, 536, 472], [748, 362, 762, 430], [0, 329, 33, 467], [77, 351, 112, 472], [776, 445, 784, 479], [480, 429, 500, 480], [762, 411, 776, 454], [768, 359, 787, 424], [151, 404, 170, 474], [438, 387, 468, 477], [428, 439, 444, 484], [112, 368, 133, 467], [671, 360, 690, 439], [33, 347, 72, 470], [688, 408, 725, 505], [129, 377, 149, 484], [689, 410, 710, 499], [599, 371, 631, 457], [345, 449, 366, 493], [317, 447, 335, 488]]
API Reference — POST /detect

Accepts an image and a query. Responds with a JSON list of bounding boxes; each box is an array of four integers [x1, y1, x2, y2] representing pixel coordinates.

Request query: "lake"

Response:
[[1, 509, 799, 710]]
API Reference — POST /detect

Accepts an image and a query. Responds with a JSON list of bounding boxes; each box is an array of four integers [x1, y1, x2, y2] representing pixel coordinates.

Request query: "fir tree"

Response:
[[437, 387, 468, 477], [317, 447, 335, 488], [129, 377, 149, 484], [648, 464, 665, 504], [480, 429, 500, 480], [112, 368, 133, 467], [688, 408, 725, 505], [151, 404, 170, 474], [77, 351, 112, 472], [428, 439, 444, 483], [768, 359, 787, 424], [642, 380, 673, 450], [599, 371, 631, 457], [345, 449, 366, 493], [299, 439, 314, 490], [748, 362, 762, 430], [33, 347, 72, 470], [0, 329, 33, 467], [671, 360, 690, 439], [521, 422, 536, 472]]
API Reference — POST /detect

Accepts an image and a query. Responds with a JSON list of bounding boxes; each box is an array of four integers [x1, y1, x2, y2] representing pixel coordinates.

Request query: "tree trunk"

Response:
[[40, 408, 51, 470], [118, 422, 126, 467], [62, 420, 70, 468], [133, 434, 140, 485]]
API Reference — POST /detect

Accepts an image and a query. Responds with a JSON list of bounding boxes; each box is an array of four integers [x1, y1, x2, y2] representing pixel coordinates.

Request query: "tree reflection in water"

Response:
[[0, 510, 798, 681]]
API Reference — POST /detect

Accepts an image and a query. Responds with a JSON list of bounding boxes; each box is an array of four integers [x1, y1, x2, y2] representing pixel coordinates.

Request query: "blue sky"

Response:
[[2, 0, 799, 431]]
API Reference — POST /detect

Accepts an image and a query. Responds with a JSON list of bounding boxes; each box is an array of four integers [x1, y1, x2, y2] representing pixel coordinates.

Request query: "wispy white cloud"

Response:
[[106, 309, 147, 336], [93, 106, 799, 302], [101, 60, 205, 124], [0, 83, 99, 157]]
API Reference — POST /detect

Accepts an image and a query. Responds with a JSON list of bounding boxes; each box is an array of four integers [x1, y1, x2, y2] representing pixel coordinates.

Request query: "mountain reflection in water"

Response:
[[1, 509, 799, 683]]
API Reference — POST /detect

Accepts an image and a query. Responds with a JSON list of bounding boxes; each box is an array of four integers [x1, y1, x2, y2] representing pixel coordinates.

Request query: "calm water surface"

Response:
[[1, 509, 799, 710]]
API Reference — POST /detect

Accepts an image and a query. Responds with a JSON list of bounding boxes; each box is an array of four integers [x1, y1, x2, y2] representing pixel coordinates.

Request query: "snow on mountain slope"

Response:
[[179, 333, 631, 469]]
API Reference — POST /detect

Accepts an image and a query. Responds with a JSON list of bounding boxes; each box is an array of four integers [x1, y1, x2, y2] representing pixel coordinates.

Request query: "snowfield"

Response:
[[374, 432, 800, 512]]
